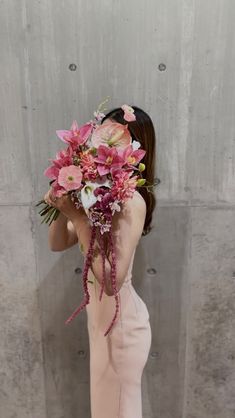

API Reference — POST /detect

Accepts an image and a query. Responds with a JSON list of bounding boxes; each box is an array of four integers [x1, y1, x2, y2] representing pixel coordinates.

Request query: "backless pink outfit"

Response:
[[86, 248, 152, 418]]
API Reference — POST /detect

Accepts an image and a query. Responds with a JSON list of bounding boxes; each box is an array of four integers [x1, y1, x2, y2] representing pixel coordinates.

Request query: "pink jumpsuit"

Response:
[[85, 248, 152, 418]]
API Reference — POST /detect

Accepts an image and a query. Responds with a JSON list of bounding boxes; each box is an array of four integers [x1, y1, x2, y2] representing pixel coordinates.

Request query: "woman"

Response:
[[44, 105, 157, 418]]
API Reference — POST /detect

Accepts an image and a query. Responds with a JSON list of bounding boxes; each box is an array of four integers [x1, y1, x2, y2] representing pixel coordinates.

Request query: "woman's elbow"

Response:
[[48, 240, 66, 252], [104, 272, 127, 296], [49, 245, 64, 252]]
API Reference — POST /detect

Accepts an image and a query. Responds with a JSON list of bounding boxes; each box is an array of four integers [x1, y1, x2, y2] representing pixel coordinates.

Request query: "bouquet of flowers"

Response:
[[36, 97, 147, 336]]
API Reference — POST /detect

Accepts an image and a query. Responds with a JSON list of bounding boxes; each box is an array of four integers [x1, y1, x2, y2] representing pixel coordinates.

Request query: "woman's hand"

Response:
[[43, 187, 85, 222]]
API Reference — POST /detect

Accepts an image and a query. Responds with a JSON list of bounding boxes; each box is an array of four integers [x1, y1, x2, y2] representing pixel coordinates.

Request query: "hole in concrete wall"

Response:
[[77, 350, 85, 357], [69, 63, 77, 71], [154, 177, 161, 186], [158, 63, 166, 71], [147, 267, 157, 275], [150, 351, 159, 358]]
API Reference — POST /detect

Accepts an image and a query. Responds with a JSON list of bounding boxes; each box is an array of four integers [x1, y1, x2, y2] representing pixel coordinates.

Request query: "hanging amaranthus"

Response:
[[64, 223, 120, 336]]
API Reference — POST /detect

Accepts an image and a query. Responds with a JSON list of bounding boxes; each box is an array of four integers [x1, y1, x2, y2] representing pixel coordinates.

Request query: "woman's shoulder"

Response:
[[122, 190, 146, 220], [133, 190, 146, 212], [113, 190, 146, 227]]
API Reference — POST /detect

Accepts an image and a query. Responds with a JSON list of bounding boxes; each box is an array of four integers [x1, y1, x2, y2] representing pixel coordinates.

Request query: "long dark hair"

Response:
[[101, 105, 157, 235]]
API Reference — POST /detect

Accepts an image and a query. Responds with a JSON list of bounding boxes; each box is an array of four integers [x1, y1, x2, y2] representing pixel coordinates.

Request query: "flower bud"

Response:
[[136, 178, 146, 186], [138, 163, 145, 172]]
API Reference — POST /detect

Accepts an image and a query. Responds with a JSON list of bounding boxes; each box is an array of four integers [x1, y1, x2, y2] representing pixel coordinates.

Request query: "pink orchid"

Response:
[[56, 120, 93, 147], [93, 145, 124, 176], [55, 145, 74, 162], [58, 165, 83, 191], [90, 121, 132, 149], [44, 145, 74, 179], [121, 104, 136, 121], [117, 144, 146, 168], [51, 179, 67, 198]]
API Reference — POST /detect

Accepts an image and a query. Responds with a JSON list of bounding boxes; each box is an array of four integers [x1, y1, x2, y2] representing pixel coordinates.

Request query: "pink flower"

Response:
[[44, 145, 74, 179], [56, 120, 93, 147], [93, 145, 124, 176], [80, 150, 98, 180], [118, 144, 146, 168], [55, 146, 74, 163], [121, 104, 136, 121], [110, 168, 138, 200], [90, 120, 132, 149], [58, 165, 83, 191], [51, 179, 67, 198], [80, 150, 96, 167]]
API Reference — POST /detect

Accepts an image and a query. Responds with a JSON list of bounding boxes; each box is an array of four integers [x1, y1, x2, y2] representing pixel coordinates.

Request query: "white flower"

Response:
[[93, 110, 106, 121], [80, 177, 112, 209], [132, 140, 141, 150], [109, 200, 121, 215]]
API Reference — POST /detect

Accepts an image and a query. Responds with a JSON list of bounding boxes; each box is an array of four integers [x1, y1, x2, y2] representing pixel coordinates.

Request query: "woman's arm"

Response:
[[44, 187, 85, 252], [48, 212, 78, 251]]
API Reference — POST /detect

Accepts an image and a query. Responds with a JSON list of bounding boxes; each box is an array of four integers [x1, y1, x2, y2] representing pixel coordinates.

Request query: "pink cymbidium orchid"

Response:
[[118, 144, 146, 169], [90, 121, 132, 149], [56, 120, 93, 148], [93, 145, 124, 176]]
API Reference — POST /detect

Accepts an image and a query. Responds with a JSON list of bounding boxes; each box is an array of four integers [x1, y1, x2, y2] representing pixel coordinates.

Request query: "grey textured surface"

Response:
[[1, 0, 235, 417]]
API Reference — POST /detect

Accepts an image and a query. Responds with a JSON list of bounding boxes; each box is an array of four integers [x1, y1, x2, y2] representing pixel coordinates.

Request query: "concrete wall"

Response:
[[1, 1, 234, 417]]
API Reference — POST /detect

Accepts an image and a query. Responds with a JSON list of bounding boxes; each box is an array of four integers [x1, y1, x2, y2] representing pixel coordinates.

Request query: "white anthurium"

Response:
[[80, 177, 112, 209], [132, 140, 141, 150]]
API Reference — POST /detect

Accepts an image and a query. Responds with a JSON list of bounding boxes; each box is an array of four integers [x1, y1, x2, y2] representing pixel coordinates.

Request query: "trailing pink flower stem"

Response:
[[103, 226, 120, 337], [64, 224, 97, 324], [96, 229, 107, 302], [64, 221, 120, 337]]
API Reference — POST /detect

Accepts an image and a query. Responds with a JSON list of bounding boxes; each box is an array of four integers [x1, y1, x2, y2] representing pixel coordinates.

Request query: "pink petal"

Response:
[[96, 144, 110, 159], [132, 149, 146, 162], [57, 165, 83, 191], [79, 122, 93, 141], [44, 166, 60, 179], [97, 165, 109, 176], [123, 112, 136, 122], [56, 129, 73, 143], [120, 144, 133, 160], [70, 120, 79, 132]]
